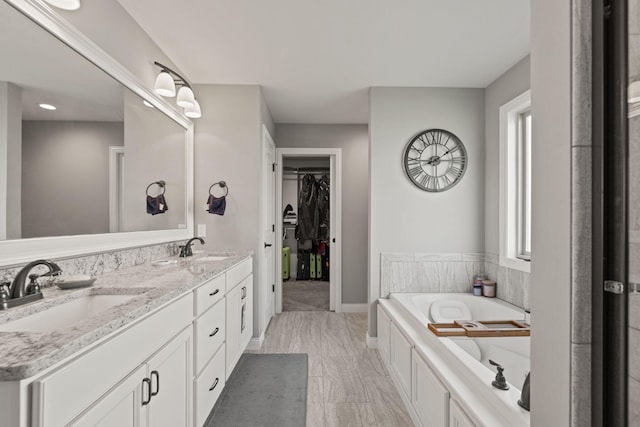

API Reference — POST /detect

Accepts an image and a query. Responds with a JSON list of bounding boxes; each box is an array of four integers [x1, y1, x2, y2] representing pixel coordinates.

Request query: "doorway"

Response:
[[275, 148, 342, 313]]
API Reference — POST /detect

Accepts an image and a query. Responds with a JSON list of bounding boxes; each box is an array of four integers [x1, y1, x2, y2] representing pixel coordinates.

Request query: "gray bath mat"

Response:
[[205, 353, 308, 427]]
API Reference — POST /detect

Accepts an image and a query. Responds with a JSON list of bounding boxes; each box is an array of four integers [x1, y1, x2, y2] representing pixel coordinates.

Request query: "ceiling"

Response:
[[117, 0, 530, 124]]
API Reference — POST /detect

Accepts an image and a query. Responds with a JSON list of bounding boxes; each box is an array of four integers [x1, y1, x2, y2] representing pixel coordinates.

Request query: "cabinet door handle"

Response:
[[150, 370, 160, 397], [241, 286, 246, 299], [209, 289, 220, 296], [209, 327, 220, 337], [142, 377, 152, 405], [209, 378, 220, 391]]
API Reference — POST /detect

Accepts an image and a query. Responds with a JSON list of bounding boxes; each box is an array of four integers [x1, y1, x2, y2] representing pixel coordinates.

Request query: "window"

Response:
[[499, 90, 531, 272]]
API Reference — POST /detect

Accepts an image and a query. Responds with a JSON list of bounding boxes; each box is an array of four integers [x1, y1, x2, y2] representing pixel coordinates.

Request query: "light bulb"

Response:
[[154, 71, 176, 97], [176, 86, 195, 108], [629, 81, 640, 104], [43, 0, 80, 10], [184, 100, 202, 118]]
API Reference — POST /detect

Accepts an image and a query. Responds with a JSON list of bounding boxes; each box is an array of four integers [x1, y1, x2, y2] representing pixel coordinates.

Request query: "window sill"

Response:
[[499, 256, 531, 273]]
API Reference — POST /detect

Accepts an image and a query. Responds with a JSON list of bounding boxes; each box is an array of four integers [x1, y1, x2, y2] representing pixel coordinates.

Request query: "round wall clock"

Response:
[[403, 128, 468, 192]]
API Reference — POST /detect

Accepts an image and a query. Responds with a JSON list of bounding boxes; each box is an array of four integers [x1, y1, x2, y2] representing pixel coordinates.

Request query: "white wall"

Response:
[[484, 55, 531, 255], [368, 87, 485, 334], [275, 124, 369, 304], [530, 0, 571, 425], [21, 120, 123, 238]]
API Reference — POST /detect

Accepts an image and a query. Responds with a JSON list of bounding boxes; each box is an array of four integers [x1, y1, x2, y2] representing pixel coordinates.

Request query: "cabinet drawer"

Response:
[[226, 258, 252, 290], [195, 346, 226, 427], [195, 299, 225, 375], [32, 294, 192, 427], [195, 274, 225, 316]]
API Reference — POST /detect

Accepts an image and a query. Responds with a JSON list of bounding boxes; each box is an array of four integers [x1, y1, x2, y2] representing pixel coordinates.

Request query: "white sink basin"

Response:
[[193, 256, 228, 262], [0, 294, 139, 333]]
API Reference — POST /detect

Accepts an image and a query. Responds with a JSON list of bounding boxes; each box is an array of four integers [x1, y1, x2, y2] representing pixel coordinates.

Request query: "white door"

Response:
[[70, 365, 147, 427], [146, 328, 192, 427], [261, 127, 276, 326]]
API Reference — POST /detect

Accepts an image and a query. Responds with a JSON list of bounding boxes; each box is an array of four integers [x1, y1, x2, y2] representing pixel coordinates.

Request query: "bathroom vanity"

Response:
[[0, 253, 253, 427]]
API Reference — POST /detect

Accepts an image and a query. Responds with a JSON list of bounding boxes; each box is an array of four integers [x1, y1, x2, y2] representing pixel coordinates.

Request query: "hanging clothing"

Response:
[[316, 174, 330, 240], [296, 174, 319, 239]]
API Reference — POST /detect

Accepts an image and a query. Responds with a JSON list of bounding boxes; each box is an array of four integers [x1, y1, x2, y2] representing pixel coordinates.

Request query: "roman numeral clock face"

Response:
[[403, 129, 467, 192]]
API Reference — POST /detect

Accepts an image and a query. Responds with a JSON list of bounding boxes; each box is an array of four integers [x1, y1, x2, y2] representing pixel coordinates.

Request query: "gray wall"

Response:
[[484, 55, 531, 255], [0, 82, 21, 239], [531, 0, 571, 424], [21, 120, 123, 238], [121, 90, 186, 232], [275, 124, 369, 304], [57, 2, 183, 92], [368, 87, 485, 334], [194, 84, 272, 339]]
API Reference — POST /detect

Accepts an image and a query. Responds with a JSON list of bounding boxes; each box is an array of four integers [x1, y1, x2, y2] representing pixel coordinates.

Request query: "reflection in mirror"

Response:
[[0, 0, 187, 241]]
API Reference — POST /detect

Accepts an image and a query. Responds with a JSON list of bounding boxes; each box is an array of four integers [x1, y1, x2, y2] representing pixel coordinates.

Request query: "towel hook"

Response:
[[146, 180, 166, 197], [208, 181, 229, 197]]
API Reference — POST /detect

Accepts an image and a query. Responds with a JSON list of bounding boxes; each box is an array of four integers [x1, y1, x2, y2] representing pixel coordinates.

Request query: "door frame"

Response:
[[108, 146, 125, 233], [275, 147, 343, 313], [259, 125, 276, 340]]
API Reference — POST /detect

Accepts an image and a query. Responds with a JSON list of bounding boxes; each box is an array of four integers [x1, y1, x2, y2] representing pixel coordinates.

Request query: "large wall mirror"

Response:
[[0, 0, 194, 266]]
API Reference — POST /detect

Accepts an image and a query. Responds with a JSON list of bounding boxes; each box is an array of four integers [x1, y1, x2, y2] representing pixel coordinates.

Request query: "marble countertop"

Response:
[[0, 251, 252, 381]]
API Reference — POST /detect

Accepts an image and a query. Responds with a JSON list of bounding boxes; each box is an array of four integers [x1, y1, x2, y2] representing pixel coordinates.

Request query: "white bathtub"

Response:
[[390, 293, 530, 391], [380, 293, 530, 426]]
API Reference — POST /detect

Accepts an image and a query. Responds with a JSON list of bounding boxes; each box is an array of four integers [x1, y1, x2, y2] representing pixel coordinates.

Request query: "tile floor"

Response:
[[249, 311, 413, 427], [283, 280, 330, 311]]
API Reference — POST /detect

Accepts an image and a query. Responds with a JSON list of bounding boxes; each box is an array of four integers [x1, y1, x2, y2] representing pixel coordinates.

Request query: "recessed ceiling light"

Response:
[[39, 103, 57, 110]]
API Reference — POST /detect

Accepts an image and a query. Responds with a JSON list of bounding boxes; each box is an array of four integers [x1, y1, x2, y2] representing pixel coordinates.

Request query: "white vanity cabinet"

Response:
[[32, 294, 193, 427], [225, 259, 253, 378], [71, 327, 192, 427]]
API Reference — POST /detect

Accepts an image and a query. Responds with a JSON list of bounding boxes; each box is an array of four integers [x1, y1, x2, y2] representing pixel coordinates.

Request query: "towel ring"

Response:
[[146, 180, 166, 197], [209, 181, 229, 197]]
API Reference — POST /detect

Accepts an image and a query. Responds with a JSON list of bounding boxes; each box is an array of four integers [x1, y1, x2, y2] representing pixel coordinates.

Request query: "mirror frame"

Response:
[[0, 0, 194, 267]]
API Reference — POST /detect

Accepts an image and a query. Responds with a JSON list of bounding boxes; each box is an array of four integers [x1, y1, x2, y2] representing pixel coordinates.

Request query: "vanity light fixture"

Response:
[[143, 100, 155, 108], [153, 61, 201, 118], [38, 103, 56, 110], [43, 0, 80, 10], [629, 80, 640, 104], [184, 100, 202, 119]]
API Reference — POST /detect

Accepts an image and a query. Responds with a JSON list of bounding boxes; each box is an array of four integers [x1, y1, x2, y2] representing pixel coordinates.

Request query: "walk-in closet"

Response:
[[281, 157, 331, 311]]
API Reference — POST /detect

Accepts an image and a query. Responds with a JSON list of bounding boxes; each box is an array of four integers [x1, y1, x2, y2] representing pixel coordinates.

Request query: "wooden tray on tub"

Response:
[[428, 320, 530, 337]]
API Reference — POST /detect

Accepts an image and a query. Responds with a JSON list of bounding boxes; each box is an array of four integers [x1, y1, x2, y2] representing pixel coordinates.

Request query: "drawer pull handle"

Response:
[[209, 289, 220, 296], [209, 327, 220, 337], [142, 378, 152, 405], [151, 370, 160, 397], [209, 378, 220, 391]]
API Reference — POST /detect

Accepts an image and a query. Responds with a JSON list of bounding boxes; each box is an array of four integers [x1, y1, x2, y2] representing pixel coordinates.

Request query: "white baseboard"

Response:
[[366, 332, 378, 349], [246, 330, 265, 351], [341, 303, 367, 313]]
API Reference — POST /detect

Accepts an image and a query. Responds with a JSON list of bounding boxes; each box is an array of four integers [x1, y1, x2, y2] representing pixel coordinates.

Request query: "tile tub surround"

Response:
[[380, 252, 530, 309], [0, 251, 251, 380], [0, 241, 181, 285]]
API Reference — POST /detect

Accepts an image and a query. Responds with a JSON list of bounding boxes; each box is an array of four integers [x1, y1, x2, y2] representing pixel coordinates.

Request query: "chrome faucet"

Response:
[[0, 260, 62, 310], [179, 237, 205, 257]]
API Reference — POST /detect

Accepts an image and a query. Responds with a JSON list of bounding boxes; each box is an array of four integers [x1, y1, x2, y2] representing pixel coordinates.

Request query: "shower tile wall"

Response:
[[630, 0, 640, 423], [0, 242, 180, 285], [379, 252, 530, 309]]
